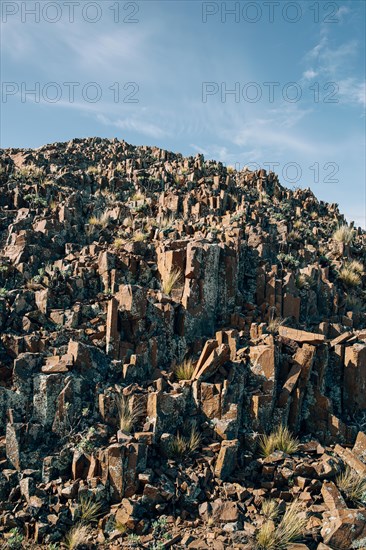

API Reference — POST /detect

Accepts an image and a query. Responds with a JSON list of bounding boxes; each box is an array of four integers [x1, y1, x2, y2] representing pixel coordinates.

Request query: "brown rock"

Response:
[[321, 508, 366, 549], [278, 326, 325, 344], [214, 439, 239, 480]]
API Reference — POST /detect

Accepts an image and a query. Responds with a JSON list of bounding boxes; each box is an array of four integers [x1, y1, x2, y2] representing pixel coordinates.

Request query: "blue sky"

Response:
[[1, 0, 365, 226]]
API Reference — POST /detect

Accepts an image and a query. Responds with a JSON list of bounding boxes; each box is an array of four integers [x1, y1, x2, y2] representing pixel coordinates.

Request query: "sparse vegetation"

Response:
[[113, 237, 125, 249], [116, 394, 143, 434], [78, 495, 103, 524], [175, 358, 195, 380], [336, 466, 366, 506], [131, 192, 145, 201], [88, 211, 110, 228], [338, 265, 362, 288], [277, 253, 300, 270], [259, 425, 299, 457], [345, 295, 365, 313], [256, 500, 307, 549], [64, 523, 91, 549], [132, 231, 148, 242], [6, 528, 24, 550], [333, 225, 354, 244], [267, 317, 286, 334], [127, 533, 141, 548], [296, 273, 315, 290], [167, 425, 201, 459], [87, 166, 99, 174], [162, 267, 181, 295], [261, 499, 280, 521], [287, 230, 301, 241], [346, 260, 364, 274]]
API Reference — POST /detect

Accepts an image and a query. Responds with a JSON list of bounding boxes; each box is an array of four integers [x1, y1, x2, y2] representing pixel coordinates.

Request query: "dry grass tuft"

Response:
[[187, 425, 201, 454], [256, 500, 307, 550], [175, 358, 195, 380], [259, 425, 299, 457], [162, 267, 181, 295], [131, 192, 145, 201], [64, 523, 91, 549], [132, 231, 148, 242], [87, 166, 99, 174], [113, 237, 125, 249], [267, 317, 286, 334], [336, 466, 366, 506], [78, 496, 103, 524], [167, 426, 201, 459], [333, 225, 354, 244], [261, 499, 280, 521], [345, 295, 365, 313], [256, 520, 276, 550], [116, 394, 137, 434], [346, 260, 364, 274], [288, 230, 301, 241], [338, 266, 362, 288], [167, 433, 188, 458], [88, 211, 110, 228]]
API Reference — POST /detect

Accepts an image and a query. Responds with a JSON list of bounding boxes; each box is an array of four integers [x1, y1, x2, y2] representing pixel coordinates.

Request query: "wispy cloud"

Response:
[[96, 113, 167, 139], [302, 20, 365, 109]]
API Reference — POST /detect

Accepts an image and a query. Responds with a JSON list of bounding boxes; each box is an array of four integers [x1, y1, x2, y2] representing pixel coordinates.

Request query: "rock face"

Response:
[[0, 137, 365, 548]]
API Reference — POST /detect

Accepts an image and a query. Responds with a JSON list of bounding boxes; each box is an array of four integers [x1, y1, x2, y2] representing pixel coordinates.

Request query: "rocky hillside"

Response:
[[0, 137, 366, 549]]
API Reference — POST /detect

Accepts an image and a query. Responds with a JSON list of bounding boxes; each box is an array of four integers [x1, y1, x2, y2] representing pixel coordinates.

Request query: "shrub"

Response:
[[116, 394, 135, 434], [346, 260, 364, 274], [267, 317, 286, 334], [287, 230, 301, 241], [175, 358, 195, 380], [167, 426, 201, 459], [333, 225, 354, 244], [345, 295, 365, 313], [336, 466, 366, 506], [88, 211, 110, 228], [261, 499, 280, 521], [131, 192, 145, 201], [277, 253, 300, 270], [259, 425, 299, 457], [167, 433, 189, 458], [65, 523, 91, 549], [186, 425, 201, 454], [162, 268, 181, 295], [338, 266, 361, 288], [113, 237, 125, 249], [132, 231, 148, 242], [7, 528, 23, 550], [256, 500, 307, 550], [296, 274, 315, 290], [78, 495, 103, 524]]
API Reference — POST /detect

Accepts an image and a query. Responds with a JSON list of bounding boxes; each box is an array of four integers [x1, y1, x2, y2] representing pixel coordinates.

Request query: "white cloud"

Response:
[[303, 69, 318, 80]]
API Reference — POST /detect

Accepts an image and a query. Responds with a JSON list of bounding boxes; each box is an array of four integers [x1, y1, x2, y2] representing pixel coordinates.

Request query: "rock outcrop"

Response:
[[0, 137, 365, 548]]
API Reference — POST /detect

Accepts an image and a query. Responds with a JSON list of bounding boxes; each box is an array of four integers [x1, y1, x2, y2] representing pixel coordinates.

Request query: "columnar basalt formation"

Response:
[[0, 137, 365, 548]]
